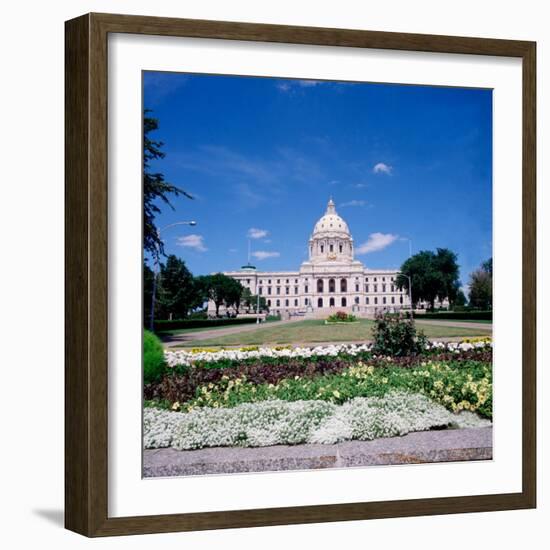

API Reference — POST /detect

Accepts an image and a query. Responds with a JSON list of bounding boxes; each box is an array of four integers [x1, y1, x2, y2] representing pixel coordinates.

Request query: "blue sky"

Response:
[[144, 71, 492, 288]]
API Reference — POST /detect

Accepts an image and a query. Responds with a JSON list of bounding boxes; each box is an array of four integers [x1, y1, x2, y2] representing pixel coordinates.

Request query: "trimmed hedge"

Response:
[[154, 317, 258, 332], [143, 330, 166, 385], [414, 311, 492, 321]]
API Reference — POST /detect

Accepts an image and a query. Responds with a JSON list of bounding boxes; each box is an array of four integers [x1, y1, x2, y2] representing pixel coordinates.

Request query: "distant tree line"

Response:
[[397, 248, 492, 312], [144, 255, 268, 324]]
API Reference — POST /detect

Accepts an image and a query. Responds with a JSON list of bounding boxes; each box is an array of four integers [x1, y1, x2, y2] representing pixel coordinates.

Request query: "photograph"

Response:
[[141, 71, 494, 478]]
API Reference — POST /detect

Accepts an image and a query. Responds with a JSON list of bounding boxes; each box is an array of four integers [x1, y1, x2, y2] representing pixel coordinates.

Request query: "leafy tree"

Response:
[[434, 248, 461, 309], [200, 273, 243, 317], [481, 257, 493, 276], [468, 266, 492, 310], [143, 261, 156, 326], [455, 289, 467, 308], [159, 255, 203, 319], [397, 248, 460, 311], [143, 110, 193, 260]]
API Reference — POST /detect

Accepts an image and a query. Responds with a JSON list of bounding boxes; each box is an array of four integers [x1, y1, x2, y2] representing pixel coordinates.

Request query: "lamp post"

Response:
[[149, 221, 197, 331], [397, 272, 414, 317], [240, 262, 260, 324]]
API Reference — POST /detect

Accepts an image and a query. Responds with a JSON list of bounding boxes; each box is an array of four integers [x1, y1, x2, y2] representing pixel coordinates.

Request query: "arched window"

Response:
[[354, 297, 359, 304], [341, 297, 347, 307], [317, 297, 323, 308], [329, 278, 335, 293], [339, 244, 343, 253], [320, 245, 324, 253], [329, 297, 335, 307], [267, 299, 272, 307], [340, 279, 347, 292], [276, 299, 280, 307], [317, 279, 324, 293]]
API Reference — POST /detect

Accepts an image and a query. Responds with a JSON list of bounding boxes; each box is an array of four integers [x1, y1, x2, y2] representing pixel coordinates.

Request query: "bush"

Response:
[[153, 317, 257, 332], [414, 311, 492, 321], [371, 312, 427, 356], [265, 314, 281, 322], [143, 330, 166, 384], [326, 311, 357, 323]]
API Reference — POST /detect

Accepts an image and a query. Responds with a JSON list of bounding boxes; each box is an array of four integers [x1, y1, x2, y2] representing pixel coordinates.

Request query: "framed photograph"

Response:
[[65, 12, 536, 537]]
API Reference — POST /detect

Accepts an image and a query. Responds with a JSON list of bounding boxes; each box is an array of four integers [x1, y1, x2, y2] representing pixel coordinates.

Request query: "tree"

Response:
[[468, 264, 492, 310], [200, 273, 243, 317], [143, 110, 193, 260], [159, 255, 203, 319], [481, 257, 493, 276], [434, 248, 460, 309], [397, 248, 460, 311], [455, 289, 467, 308], [143, 261, 155, 326]]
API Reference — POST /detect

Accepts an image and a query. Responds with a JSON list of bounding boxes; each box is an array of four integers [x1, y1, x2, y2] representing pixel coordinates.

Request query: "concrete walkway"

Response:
[[162, 318, 304, 348], [144, 427, 492, 477]]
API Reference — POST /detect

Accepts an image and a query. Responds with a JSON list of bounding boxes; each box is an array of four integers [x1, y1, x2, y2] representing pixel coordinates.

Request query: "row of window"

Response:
[[258, 283, 401, 295], [266, 296, 404, 308], [248, 275, 395, 285]]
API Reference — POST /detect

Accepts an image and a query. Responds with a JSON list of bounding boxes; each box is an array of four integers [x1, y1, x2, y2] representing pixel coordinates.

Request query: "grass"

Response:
[[172, 318, 491, 348]]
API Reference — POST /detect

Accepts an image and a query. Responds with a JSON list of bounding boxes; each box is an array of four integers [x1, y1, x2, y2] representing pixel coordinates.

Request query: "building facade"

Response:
[[208, 199, 423, 319]]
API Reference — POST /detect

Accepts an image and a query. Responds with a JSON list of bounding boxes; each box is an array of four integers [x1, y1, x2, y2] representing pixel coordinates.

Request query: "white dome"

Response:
[[312, 199, 350, 236]]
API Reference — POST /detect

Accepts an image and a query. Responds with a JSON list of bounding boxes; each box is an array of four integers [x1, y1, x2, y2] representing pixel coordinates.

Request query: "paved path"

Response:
[[144, 427, 492, 477], [162, 318, 305, 348]]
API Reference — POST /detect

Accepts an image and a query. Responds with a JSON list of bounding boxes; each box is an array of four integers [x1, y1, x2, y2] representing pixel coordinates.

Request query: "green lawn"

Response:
[[172, 318, 491, 348]]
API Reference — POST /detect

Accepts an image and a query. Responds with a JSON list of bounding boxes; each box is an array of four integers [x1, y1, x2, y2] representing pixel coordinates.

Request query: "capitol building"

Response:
[[209, 198, 415, 319]]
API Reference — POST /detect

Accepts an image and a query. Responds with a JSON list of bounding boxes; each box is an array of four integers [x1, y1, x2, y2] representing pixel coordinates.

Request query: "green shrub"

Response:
[[153, 317, 257, 332], [326, 311, 357, 323], [143, 330, 166, 384], [371, 312, 427, 356], [414, 311, 492, 321]]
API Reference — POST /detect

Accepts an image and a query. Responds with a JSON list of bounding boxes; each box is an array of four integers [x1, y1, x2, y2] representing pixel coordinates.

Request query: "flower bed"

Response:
[[144, 391, 491, 450], [325, 311, 358, 324]]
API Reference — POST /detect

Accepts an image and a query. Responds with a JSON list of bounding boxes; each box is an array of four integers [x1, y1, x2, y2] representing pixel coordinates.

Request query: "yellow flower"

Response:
[[171, 401, 180, 411], [333, 390, 341, 398]]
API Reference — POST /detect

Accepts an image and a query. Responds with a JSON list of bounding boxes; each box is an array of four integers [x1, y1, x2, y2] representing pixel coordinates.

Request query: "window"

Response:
[[341, 297, 347, 307], [268, 287, 272, 295], [259, 279, 263, 284], [294, 299, 298, 306], [276, 287, 280, 295], [305, 285, 309, 293], [365, 284, 369, 293], [246, 279, 250, 284], [277, 279, 280, 284], [317, 297, 323, 307], [295, 279, 298, 284], [294, 286, 299, 294], [383, 277, 386, 281], [259, 287, 263, 295], [317, 279, 324, 293], [400, 296, 403, 304], [268, 279, 271, 284], [286, 279, 289, 284], [365, 277, 369, 282], [330, 244, 334, 252], [285, 299, 289, 307], [391, 297, 395, 304], [354, 297, 359, 305], [374, 277, 377, 282], [374, 284, 378, 293], [329, 278, 335, 293], [366, 297, 370, 304], [276, 299, 280, 307], [340, 279, 347, 292], [355, 284, 359, 292], [285, 287, 289, 295], [267, 299, 271, 306], [339, 244, 343, 253], [374, 297, 378, 305], [391, 285, 395, 292], [382, 284, 386, 292], [305, 298, 309, 306], [383, 297, 387, 305], [320, 245, 324, 253], [329, 297, 335, 307]]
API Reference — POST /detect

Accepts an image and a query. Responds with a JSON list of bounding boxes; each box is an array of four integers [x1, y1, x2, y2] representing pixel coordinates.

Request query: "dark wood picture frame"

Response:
[[65, 12, 536, 537]]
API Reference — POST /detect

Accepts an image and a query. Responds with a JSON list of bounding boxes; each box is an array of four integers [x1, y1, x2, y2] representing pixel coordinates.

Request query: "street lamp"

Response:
[[397, 271, 414, 317], [149, 221, 197, 331], [241, 263, 261, 324]]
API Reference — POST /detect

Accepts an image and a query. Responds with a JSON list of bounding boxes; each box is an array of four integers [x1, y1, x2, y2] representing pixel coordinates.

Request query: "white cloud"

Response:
[[176, 234, 207, 252], [252, 251, 280, 260], [356, 233, 399, 255], [340, 200, 367, 208], [373, 162, 393, 175], [277, 82, 291, 92], [247, 227, 269, 239]]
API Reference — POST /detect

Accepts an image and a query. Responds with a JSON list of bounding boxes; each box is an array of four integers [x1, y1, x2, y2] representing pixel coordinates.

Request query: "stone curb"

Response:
[[143, 427, 492, 477]]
